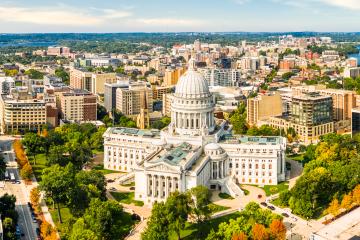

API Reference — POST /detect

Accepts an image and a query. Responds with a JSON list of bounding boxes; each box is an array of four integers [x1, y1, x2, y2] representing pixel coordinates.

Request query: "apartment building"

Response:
[[0, 88, 46, 134], [247, 93, 283, 127], [59, 89, 97, 122], [116, 82, 153, 116], [70, 68, 117, 94]]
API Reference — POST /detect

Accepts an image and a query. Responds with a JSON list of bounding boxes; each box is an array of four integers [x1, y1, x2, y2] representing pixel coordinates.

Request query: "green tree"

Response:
[[142, 202, 169, 240], [40, 163, 75, 223], [20, 163, 33, 180], [188, 186, 211, 223], [229, 103, 248, 134], [55, 67, 70, 84], [0, 155, 6, 179], [69, 218, 98, 240], [166, 191, 191, 240], [25, 69, 44, 79], [22, 132, 45, 164]]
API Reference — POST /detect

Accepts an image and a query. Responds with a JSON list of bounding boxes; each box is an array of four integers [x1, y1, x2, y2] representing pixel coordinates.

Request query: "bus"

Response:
[[10, 173, 15, 183], [4, 171, 9, 180]]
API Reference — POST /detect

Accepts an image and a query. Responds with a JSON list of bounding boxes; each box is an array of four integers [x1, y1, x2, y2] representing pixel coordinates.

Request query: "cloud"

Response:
[[316, 0, 360, 10], [135, 18, 205, 27], [0, 5, 132, 27]]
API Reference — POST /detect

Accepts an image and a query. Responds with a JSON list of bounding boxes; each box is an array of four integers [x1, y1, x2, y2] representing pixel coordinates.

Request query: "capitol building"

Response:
[[103, 59, 286, 205]]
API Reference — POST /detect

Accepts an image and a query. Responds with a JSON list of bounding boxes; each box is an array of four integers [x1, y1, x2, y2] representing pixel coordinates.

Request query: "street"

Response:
[[0, 136, 38, 240]]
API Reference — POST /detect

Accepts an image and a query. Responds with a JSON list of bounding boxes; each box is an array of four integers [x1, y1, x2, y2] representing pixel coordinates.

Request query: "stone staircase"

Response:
[[224, 177, 244, 197], [117, 172, 135, 185]]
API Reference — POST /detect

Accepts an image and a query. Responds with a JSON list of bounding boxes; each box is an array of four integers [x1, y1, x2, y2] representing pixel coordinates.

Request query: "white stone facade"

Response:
[[103, 59, 286, 205]]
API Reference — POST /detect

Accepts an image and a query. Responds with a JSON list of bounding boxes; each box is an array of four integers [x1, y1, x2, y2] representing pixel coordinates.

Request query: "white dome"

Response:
[[175, 59, 210, 98], [205, 143, 221, 151]]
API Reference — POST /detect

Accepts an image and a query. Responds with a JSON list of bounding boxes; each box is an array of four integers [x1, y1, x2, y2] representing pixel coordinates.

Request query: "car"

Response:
[[36, 227, 40, 236], [27, 202, 33, 211], [31, 213, 37, 223], [15, 225, 21, 236], [282, 213, 289, 217], [257, 194, 262, 199], [131, 213, 141, 221], [130, 186, 135, 190], [267, 205, 275, 210], [109, 187, 117, 191], [16, 180, 21, 184], [107, 179, 115, 183], [260, 202, 267, 207]]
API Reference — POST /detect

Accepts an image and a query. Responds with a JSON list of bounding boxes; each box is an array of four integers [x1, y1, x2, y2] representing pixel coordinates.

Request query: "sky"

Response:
[[0, 0, 360, 33]]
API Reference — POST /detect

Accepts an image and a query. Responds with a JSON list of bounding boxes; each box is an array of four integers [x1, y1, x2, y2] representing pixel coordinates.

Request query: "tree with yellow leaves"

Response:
[[30, 187, 41, 212], [352, 185, 360, 205], [252, 223, 269, 240], [232, 232, 248, 240], [41, 220, 58, 240], [326, 198, 340, 217], [341, 193, 353, 210], [269, 219, 286, 240]]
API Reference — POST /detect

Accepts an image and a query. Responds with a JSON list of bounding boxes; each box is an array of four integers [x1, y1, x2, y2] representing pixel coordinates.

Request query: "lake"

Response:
[[348, 46, 360, 66]]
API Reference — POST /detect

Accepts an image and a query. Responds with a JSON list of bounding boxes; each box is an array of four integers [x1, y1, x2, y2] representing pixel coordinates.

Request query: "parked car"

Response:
[[109, 187, 117, 191], [260, 202, 267, 207], [130, 186, 135, 190], [15, 225, 21, 236], [31, 213, 37, 223], [282, 212, 289, 217], [107, 179, 115, 183], [257, 194, 262, 199], [267, 205, 275, 210]]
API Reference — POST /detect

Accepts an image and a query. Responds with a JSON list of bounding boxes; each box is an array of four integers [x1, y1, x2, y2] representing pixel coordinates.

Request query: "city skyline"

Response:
[[0, 0, 360, 33]]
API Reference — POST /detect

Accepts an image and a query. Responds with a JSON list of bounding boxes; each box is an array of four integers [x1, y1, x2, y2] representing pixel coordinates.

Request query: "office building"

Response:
[[116, 82, 153, 116], [59, 89, 97, 122], [104, 80, 131, 112], [0, 87, 46, 134], [247, 93, 283, 127]]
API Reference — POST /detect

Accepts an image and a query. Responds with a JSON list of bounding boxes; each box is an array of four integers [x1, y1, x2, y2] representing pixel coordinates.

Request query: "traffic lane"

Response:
[[5, 169, 38, 240]]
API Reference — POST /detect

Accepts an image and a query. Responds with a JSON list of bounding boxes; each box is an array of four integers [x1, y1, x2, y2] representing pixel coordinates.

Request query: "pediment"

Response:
[[145, 162, 180, 174]]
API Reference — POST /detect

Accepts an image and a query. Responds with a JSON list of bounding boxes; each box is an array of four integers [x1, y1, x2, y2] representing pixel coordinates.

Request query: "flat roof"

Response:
[[109, 127, 160, 138], [156, 142, 192, 166], [220, 134, 284, 145]]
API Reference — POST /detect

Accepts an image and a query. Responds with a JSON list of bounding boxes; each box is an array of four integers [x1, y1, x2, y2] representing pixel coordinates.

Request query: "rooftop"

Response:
[[109, 127, 161, 138], [220, 134, 284, 145], [155, 142, 193, 166]]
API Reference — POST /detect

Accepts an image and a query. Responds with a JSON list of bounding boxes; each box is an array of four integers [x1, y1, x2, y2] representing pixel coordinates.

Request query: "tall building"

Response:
[[163, 67, 185, 86], [104, 81, 131, 112], [59, 89, 97, 122], [103, 59, 286, 205], [269, 92, 334, 144], [0, 77, 15, 94], [247, 93, 283, 127], [116, 82, 153, 116], [198, 68, 241, 87], [70, 69, 117, 94], [0, 87, 46, 134], [344, 67, 360, 79], [351, 107, 360, 135]]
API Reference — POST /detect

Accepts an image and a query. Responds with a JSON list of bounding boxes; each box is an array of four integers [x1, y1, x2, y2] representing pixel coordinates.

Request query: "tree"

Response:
[[142, 202, 169, 240], [40, 221, 57, 240], [340, 193, 353, 210], [69, 218, 98, 240], [252, 223, 269, 240], [166, 191, 191, 240], [188, 186, 211, 223], [30, 187, 41, 212], [82, 198, 131, 240], [269, 219, 286, 240], [22, 132, 45, 164], [25, 69, 44, 79], [40, 164, 75, 223], [55, 67, 70, 84], [20, 163, 33, 180], [352, 185, 360, 205], [232, 232, 248, 240], [326, 198, 340, 216], [3, 217, 16, 240], [229, 103, 248, 134]]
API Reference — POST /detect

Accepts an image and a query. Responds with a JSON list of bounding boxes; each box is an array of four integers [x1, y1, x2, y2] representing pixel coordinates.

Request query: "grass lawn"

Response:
[[92, 164, 123, 175], [121, 182, 135, 187], [169, 212, 242, 240], [218, 192, 234, 199], [48, 203, 73, 236], [92, 149, 104, 155], [287, 153, 304, 162], [262, 182, 289, 196], [30, 154, 47, 181], [208, 203, 230, 213], [110, 191, 144, 206]]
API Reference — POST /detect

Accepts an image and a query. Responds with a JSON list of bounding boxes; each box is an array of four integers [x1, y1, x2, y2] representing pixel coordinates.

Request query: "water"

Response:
[[0, 41, 57, 48], [348, 46, 360, 66]]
